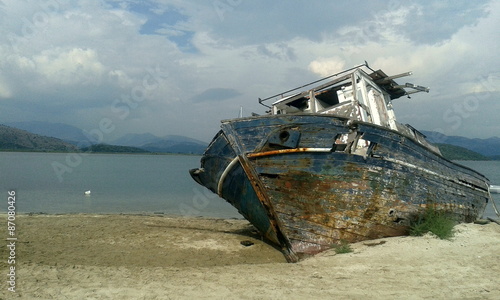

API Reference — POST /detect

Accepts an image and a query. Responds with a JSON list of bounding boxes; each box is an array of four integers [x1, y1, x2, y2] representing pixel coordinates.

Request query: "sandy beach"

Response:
[[1, 213, 499, 299]]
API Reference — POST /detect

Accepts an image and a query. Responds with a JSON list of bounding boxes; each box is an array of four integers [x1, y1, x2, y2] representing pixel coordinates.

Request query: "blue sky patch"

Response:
[[129, 2, 197, 53]]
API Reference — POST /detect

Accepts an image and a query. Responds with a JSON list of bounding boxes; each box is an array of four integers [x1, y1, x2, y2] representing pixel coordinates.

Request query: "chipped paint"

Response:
[[191, 114, 490, 261], [190, 65, 491, 261]]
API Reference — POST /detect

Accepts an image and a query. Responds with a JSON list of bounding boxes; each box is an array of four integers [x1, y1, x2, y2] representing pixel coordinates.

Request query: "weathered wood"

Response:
[[191, 115, 490, 259], [238, 154, 299, 262], [190, 66, 491, 261]]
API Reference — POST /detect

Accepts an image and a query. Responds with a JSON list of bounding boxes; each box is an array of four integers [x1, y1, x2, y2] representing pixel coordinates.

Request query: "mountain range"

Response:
[[5, 121, 89, 144], [112, 133, 207, 154], [3, 121, 207, 154], [0, 124, 78, 152], [421, 130, 500, 158], [1, 121, 499, 158]]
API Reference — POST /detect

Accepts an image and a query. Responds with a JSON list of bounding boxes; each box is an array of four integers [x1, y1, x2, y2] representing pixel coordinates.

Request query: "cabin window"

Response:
[[287, 97, 309, 110], [315, 88, 340, 107]]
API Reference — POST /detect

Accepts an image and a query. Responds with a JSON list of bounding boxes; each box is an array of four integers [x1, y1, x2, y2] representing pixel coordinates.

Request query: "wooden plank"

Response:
[[237, 154, 299, 262]]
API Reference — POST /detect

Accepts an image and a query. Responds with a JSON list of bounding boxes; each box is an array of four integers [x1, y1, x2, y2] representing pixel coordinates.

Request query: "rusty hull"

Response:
[[190, 114, 490, 262]]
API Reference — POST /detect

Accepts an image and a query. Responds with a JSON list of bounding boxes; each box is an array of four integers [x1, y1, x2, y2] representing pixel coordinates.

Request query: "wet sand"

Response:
[[1, 213, 499, 299]]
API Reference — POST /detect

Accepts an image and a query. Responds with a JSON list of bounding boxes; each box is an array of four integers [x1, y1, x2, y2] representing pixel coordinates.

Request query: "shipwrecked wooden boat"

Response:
[[190, 63, 491, 262]]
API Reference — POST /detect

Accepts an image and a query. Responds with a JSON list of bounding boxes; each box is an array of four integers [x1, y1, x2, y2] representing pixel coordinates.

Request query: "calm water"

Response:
[[455, 160, 500, 219], [0, 153, 498, 219], [0, 152, 241, 218]]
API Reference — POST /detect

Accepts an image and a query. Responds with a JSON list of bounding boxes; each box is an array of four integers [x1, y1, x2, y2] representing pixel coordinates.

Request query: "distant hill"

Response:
[[80, 144, 150, 154], [0, 124, 78, 152], [3, 122, 208, 154], [422, 130, 500, 157], [112, 133, 159, 147], [5, 121, 88, 144], [9, 122, 494, 158], [141, 140, 207, 154], [435, 143, 489, 161], [113, 134, 207, 154]]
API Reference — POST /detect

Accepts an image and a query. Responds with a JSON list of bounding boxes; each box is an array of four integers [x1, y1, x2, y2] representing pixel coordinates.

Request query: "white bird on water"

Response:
[[84, 190, 91, 196]]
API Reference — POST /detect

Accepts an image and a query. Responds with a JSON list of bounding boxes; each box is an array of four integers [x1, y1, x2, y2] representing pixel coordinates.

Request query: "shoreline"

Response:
[[2, 150, 500, 160], [0, 211, 246, 218], [0, 149, 202, 156], [1, 214, 499, 299]]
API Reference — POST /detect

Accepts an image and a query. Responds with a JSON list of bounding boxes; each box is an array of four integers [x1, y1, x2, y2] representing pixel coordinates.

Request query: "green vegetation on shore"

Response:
[[80, 144, 150, 154], [435, 143, 490, 161], [333, 240, 353, 254], [0, 123, 497, 159], [409, 208, 456, 240]]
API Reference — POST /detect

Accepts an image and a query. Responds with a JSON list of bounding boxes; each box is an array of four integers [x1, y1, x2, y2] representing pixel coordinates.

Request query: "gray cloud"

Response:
[[0, 0, 497, 142], [398, 0, 491, 44], [190, 88, 241, 103]]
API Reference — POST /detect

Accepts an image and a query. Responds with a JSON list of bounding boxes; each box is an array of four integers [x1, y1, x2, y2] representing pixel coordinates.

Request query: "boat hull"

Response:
[[191, 114, 490, 261]]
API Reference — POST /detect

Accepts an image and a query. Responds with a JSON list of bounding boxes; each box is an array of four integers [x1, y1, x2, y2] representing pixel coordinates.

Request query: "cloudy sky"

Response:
[[0, 0, 499, 143]]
